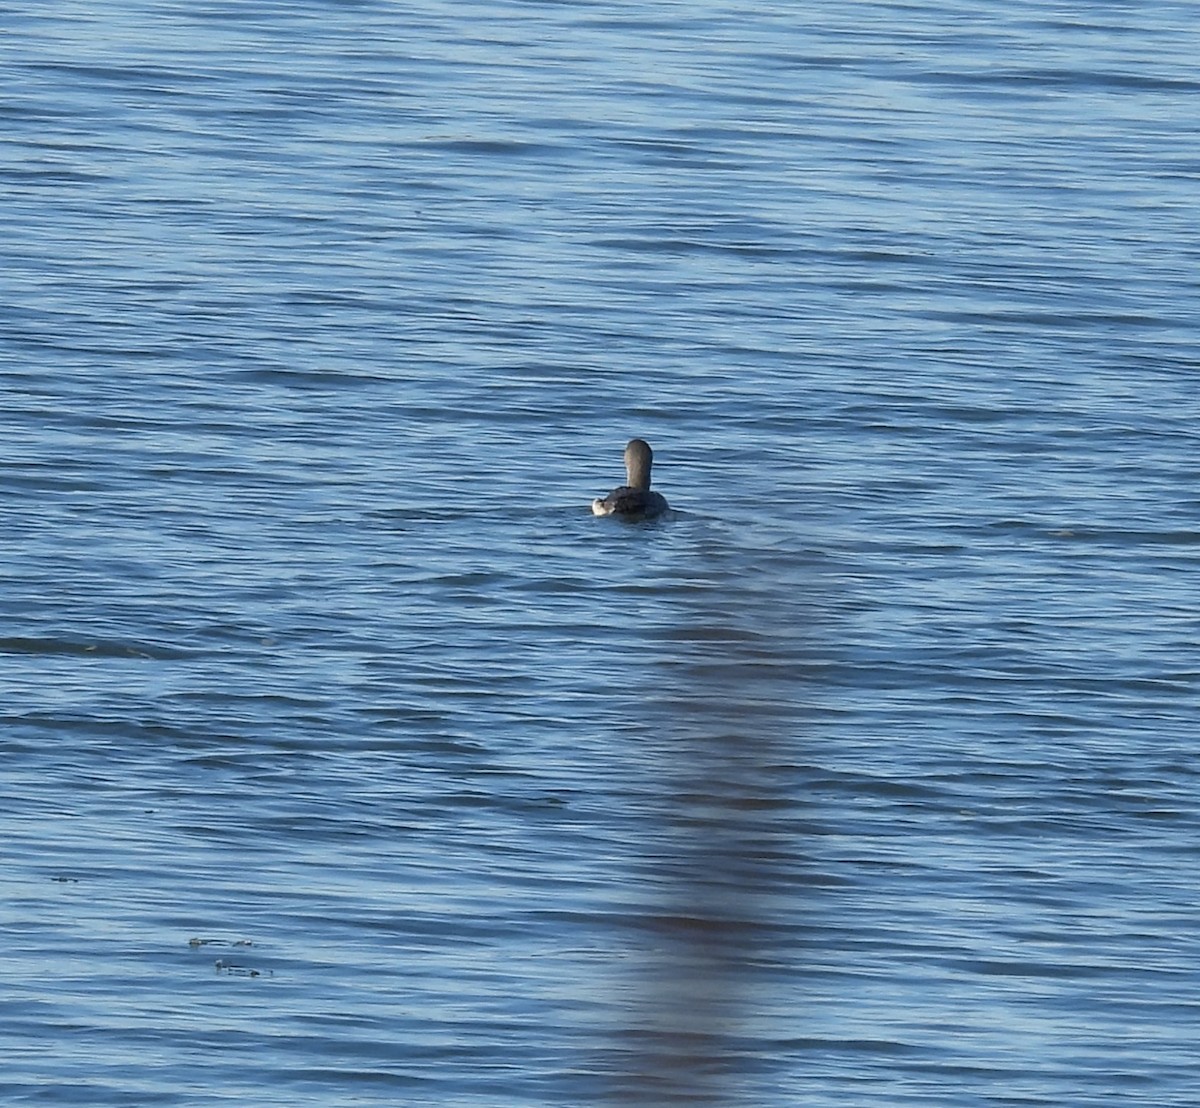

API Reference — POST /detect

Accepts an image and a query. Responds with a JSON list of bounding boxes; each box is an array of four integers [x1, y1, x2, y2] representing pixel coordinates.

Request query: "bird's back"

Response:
[[592, 486, 668, 518]]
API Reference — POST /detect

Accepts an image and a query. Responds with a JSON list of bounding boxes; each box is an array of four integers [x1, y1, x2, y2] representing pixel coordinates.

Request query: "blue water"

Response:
[[3, 2, 1199, 1105]]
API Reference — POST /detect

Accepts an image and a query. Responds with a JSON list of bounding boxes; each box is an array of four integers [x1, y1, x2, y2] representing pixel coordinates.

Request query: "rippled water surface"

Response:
[[3, 2, 1199, 1105]]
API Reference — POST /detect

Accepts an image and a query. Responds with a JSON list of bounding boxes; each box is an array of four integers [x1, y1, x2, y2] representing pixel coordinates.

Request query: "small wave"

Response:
[[0, 636, 190, 660]]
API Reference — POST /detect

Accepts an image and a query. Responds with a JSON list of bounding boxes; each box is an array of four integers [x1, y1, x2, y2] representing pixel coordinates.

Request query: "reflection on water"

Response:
[[605, 531, 827, 1103]]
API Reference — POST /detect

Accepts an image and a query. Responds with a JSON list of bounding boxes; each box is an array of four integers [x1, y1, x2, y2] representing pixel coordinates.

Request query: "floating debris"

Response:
[[214, 959, 272, 978]]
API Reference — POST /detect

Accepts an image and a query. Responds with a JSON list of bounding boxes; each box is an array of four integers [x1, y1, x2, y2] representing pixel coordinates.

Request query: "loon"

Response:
[[591, 438, 669, 519]]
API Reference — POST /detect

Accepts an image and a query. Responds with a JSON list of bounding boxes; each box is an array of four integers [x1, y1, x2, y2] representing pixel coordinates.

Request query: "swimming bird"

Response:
[[591, 438, 669, 519]]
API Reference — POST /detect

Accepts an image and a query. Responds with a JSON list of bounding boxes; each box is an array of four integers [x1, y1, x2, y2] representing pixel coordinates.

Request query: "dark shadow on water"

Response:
[[599, 528, 832, 1105]]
